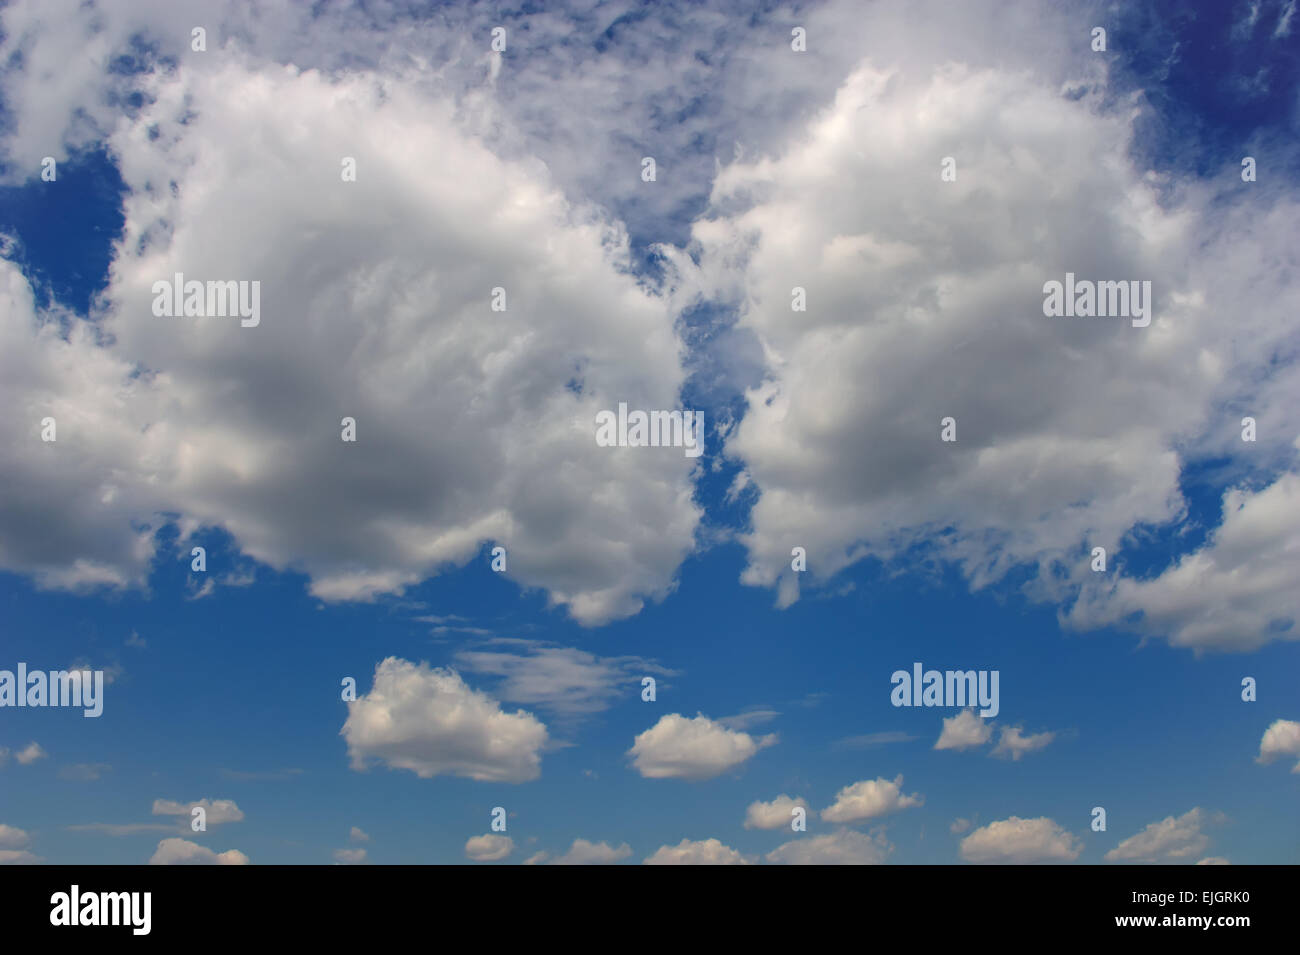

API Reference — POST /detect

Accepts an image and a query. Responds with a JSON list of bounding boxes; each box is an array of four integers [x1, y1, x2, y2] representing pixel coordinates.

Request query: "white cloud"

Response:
[[1068, 475, 1300, 652], [766, 829, 892, 865], [1257, 718, 1300, 771], [332, 848, 367, 865], [935, 709, 994, 751], [744, 794, 808, 830], [547, 839, 632, 865], [960, 817, 1082, 863], [820, 775, 923, 824], [643, 838, 750, 865], [341, 658, 548, 783], [1196, 856, 1231, 865], [14, 742, 46, 765], [1105, 808, 1220, 863], [0, 824, 30, 850], [0, 43, 701, 626], [464, 834, 514, 862], [152, 798, 244, 827], [149, 838, 249, 865], [349, 826, 370, 843], [0, 850, 39, 864], [950, 818, 972, 834], [628, 713, 775, 780], [990, 725, 1056, 761], [668, 23, 1300, 650]]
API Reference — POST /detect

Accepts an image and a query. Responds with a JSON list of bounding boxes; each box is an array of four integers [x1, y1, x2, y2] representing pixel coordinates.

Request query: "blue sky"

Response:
[[0, 0, 1297, 865]]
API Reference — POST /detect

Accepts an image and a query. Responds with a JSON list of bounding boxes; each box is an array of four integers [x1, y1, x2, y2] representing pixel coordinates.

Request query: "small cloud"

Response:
[[1105, 808, 1223, 863], [990, 725, 1056, 761], [332, 848, 367, 864], [934, 709, 994, 751], [125, 631, 147, 649], [950, 818, 972, 834], [464, 834, 514, 862], [149, 838, 249, 865], [547, 838, 632, 865], [960, 817, 1081, 864], [628, 713, 776, 780], [15, 742, 46, 765], [744, 794, 809, 830], [643, 838, 750, 865], [820, 775, 923, 824], [349, 827, 370, 843]]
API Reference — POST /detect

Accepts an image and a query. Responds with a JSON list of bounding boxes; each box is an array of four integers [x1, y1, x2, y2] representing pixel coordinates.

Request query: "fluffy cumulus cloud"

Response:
[[766, 829, 892, 865], [1257, 719, 1300, 771], [934, 709, 994, 751], [643, 838, 750, 865], [960, 817, 1081, 864], [0, 24, 701, 625], [332, 848, 367, 865], [628, 713, 776, 780], [743, 794, 808, 830], [669, 14, 1300, 650], [820, 775, 923, 824], [542, 839, 633, 866], [148, 838, 249, 865], [990, 726, 1056, 761], [341, 658, 548, 783], [1105, 808, 1220, 863], [464, 834, 514, 862]]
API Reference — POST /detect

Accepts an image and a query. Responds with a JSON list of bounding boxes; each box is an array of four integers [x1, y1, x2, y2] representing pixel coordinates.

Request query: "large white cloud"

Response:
[[341, 658, 549, 783], [960, 817, 1081, 864], [627, 713, 775, 780], [820, 775, 923, 824], [0, 41, 702, 625], [643, 838, 750, 865], [672, 37, 1300, 650]]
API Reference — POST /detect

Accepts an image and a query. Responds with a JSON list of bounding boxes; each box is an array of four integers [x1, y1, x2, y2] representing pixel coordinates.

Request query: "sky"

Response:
[[0, 0, 1297, 865]]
